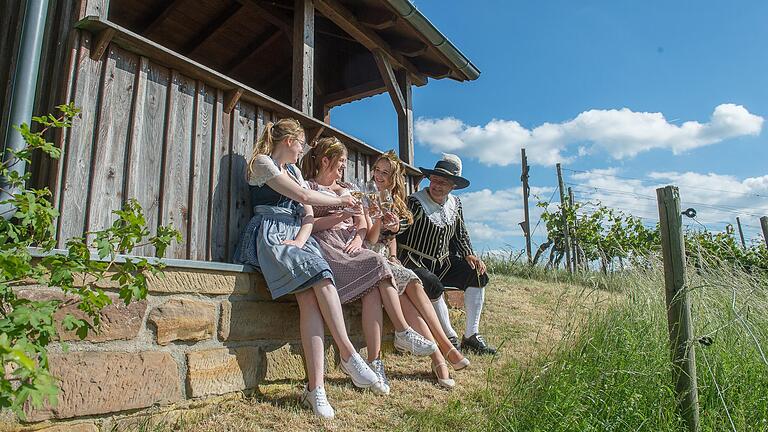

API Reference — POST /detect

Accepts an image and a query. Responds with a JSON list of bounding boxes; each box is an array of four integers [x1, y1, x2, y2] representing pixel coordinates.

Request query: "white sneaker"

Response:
[[339, 352, 378, 388], [300, 384, 335, 419], [394, 327, 438, 357], [369, 358, 391, 396]]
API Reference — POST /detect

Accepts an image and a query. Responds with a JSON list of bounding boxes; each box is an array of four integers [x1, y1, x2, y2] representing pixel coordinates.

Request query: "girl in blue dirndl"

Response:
[[234, 118, 377, 419]]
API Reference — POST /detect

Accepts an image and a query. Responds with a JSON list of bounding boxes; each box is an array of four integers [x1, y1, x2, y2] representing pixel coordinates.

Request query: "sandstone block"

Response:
[[146, 269, 256, 295], [343, 304, 364, 337], [218, 301, 301, 341], [147, 298, 216, 345], [16, 288, 147, 342], [262, 343, 338, 381], [37, 423, 99, 432], [186, 347, 262, 397], [26, 352, 182, 421], [445, 290, 465, 308]]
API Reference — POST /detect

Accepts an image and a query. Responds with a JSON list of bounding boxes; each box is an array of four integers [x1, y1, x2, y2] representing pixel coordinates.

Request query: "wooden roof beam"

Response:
[[314, 0, 426, 86], [372, 49, 405, 118], [324, 79, 386, 108], [240, 0, 293, 44], [390, 38, 428, 57], [226, 30, 284, 74], [183, 3, 243, 56], [357, 8, 398, 30], [140, 0, 185, 35], [412, 58, 452, 79]]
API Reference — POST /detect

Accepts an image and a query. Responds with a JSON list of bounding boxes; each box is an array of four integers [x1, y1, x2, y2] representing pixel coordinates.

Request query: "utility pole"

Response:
[[569, 187, 578, 271], [735, 217, 746, 249], [556, 163, 572, 273], [657, 186, 700, 432], [761, 216, 768, 248], [521, 148, 532, 264]]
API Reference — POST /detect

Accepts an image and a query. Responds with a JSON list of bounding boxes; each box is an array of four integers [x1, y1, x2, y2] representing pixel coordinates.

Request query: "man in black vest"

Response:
[[397, 154, 496, 355]]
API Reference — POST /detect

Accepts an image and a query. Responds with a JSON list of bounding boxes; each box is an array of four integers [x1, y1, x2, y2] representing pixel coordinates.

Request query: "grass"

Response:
[[144, 274, 611, 431], [402, 256, 768, 431], [115, 252, 768, 431]]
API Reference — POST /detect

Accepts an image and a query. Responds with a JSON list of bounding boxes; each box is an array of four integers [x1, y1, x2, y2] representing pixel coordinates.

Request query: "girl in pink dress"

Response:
[[301, 137, 437, 395]]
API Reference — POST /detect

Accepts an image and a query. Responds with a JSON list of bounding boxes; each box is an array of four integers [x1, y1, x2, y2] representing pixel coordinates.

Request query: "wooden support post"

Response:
[[373, 50, 406, 118], [569, 187, 578, 271], [556, 163, 572, 273], [90, 28, 115, 61], [521, 148, 532, 264], [761, 216, 768, 248], [80, 0, 110, 19], [657, 185, 700, 432], [292, 0, 314, 115], [223, 88, 243, 114], [736, 216, 746, 249], [395, 69, 414, 165]]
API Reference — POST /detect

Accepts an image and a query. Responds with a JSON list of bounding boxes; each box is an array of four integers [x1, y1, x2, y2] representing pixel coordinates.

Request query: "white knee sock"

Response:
[[464, 287, 485, 338], [431, 295, 458, 339]]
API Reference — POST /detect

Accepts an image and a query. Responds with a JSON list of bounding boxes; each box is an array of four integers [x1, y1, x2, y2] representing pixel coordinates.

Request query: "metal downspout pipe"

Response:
[[1, 0, 50, 219]]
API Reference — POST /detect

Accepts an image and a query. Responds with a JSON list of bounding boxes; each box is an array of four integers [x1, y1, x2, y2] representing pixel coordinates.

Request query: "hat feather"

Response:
[[441, 153, 462, 175]]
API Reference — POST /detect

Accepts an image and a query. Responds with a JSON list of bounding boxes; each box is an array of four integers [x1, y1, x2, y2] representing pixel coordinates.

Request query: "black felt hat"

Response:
[[419, 153, 470, 189]]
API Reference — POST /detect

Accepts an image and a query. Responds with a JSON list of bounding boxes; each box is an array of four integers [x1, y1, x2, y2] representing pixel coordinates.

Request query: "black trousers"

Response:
[[406, 255, 489, 301]]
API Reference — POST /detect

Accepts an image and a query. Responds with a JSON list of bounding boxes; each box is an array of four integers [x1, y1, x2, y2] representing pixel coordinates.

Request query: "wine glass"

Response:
[[341, 179, 364, 214], [366, 180, 383, 218], [380, 189, 394, 213]]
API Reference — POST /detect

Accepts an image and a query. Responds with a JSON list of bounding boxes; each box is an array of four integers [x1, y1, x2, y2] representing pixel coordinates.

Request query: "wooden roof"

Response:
[[108, 0, 478, 115]]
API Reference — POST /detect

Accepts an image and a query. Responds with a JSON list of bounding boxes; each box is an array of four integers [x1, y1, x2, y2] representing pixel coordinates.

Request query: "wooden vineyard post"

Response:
[[521, 148, 532, 264], [657, 186, 700, 432], [556, 163, 572, 273], [569, 187, 578, 271], [736, 216, 746, 249], [761, 216, 768, 248]]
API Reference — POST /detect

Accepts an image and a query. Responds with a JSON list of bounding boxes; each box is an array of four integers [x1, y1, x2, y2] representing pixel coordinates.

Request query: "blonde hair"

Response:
[[247, 118, 304, 179], [374, 150, 413, 224], [299, 136, 347, 180]]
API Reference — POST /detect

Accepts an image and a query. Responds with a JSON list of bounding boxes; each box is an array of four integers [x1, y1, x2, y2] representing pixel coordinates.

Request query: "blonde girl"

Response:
[[234, 119, 377, 419], [365, 150, 470, 388], [300, 137, 437, 395]]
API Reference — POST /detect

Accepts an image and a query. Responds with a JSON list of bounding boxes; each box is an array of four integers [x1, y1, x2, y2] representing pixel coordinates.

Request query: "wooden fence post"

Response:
[[556, 163, 572, 273], [569, 187, 579, 271], [521, 148, 532, 264], [736, 216, 746, 249], [761, 216, 768, 248], [657, 185, 700, 432]]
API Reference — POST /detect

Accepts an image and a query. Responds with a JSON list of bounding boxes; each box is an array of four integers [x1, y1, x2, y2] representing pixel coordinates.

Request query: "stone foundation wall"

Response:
[[1, 266, 375, 431]]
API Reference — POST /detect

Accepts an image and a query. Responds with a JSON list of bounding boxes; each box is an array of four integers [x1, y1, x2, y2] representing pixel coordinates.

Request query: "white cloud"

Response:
[[415, 104, 763, 166], [455, 169, 768, 252], [457, 186, 554, 247], [569, 169, 768, 242]]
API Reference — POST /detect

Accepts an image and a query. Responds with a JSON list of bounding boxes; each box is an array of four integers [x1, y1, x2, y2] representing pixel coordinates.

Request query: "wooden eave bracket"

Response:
[[315, 0, 425, 86], [310, 126, 325, 145], [224, 88, 244, 114], [373, 49, 405, 118], [90, 27, 116, 60], [358, 8, 398, 30]]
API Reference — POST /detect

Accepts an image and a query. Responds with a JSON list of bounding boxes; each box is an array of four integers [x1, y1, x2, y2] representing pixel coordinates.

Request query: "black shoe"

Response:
[[447, 336, 460, 351], [461, 333, 497, 355]]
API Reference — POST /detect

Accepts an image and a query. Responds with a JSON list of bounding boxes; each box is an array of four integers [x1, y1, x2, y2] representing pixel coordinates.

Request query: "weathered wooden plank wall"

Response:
[[53, 29, 280, 262], [49, 26, 418, 262]]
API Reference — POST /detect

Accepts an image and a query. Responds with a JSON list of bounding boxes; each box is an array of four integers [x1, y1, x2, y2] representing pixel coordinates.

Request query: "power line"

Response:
[[563, 168, 768, 200], [568, 183, 768, 218], [529, 187, 559, 239]]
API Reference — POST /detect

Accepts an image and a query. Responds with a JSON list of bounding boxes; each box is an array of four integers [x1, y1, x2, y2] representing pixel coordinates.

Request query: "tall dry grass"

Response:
[[403, 250, 768, 431]]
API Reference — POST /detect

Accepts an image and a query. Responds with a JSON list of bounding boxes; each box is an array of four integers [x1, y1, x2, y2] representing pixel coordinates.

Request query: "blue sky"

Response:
[[331, 0, 768, 253]]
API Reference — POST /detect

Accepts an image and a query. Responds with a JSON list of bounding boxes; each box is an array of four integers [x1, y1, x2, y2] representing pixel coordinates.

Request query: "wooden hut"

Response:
[[2, 0, 479, 265]]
